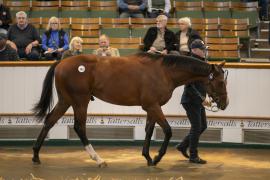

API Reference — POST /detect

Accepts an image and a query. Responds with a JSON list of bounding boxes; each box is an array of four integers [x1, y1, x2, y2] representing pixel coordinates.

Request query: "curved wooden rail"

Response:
[[0, 61, 270, 69]]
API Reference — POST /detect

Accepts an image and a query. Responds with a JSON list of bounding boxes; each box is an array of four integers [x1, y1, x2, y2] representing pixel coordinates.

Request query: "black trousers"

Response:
[[181, 103, 207, 158], [44, 51, 62, 60]]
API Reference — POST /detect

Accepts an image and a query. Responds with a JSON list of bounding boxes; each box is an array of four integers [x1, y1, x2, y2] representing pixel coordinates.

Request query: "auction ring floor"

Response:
[[0, 146, 269, 180]]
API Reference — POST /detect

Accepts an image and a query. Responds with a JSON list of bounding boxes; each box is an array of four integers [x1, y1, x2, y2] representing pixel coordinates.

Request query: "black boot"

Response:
[[176, 144, 189, 159], [189, 157, 207, 164]]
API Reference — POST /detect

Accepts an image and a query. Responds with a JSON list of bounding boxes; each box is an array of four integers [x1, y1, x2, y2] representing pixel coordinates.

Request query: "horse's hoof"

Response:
[[153, 156, 160, 166], [32, 157, 41, 165], [147, 163, 156, 167], [98, 161, 108, 168], [147, 160, 155, 166]]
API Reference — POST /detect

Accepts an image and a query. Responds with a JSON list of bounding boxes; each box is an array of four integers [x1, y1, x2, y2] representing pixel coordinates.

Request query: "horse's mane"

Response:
[[136, 53, 212, 76]]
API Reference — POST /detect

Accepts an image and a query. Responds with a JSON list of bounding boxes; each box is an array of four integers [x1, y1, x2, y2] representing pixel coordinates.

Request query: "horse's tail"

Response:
[[32, 61, 60, 121]]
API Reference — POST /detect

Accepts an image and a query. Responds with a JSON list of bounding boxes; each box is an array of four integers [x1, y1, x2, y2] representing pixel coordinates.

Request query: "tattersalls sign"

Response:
[[0, 115, 269, 129]]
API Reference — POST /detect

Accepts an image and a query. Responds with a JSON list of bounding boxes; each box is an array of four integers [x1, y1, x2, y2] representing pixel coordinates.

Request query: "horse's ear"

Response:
[[219, 61, 226, 68], [211, 64, 218, 73]]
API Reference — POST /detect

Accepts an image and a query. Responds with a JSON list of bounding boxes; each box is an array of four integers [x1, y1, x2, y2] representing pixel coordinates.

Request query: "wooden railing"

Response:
[[1, 61, 270, 69]]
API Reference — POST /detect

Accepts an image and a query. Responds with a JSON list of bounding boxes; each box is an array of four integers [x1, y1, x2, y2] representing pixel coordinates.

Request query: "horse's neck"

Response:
[[167, 69, 209, 88]]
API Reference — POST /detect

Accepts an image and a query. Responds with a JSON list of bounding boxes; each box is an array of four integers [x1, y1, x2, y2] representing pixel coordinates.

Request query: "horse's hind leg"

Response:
[[72, 104, 107, 167], [142, 116, 155, 166], [32, 101, 69, 164]]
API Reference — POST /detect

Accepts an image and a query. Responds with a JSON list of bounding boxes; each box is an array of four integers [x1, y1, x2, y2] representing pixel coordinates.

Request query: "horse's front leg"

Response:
[[142, 116, 155, 166], [153, 118, 172, 165], [143, 104, 172, 166]]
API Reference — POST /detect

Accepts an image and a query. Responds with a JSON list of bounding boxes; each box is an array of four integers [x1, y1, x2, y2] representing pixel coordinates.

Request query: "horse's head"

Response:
[[206, 61, 229, 110]]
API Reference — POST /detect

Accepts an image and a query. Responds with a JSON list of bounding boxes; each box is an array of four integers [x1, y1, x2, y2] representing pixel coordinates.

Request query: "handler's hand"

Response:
[[202, 99, 211, 107]]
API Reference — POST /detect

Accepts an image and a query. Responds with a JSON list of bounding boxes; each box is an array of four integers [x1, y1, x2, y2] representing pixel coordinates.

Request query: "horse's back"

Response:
[[54, 54, 170, 106]]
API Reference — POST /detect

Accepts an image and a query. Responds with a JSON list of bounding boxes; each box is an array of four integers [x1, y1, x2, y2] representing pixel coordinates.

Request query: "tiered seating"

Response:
[[31, 1, 59, 18], [205, 37, 240, 62], [175, 2, 203, 19], [5, 0, 258, 61], [131, 18, 156, 37], [219, 18, 250, 38], [203, 2, 231, 19], [191, 18, 220, 37], [70, 24, 100, 38], [5, 1, 30, 17], [82, 37, 142, 55], [60, 1, 90, 18], [27, 17, 246, 61], [231, 2, 259, 28], [173, 1, 259, 28], [89, 1, 118, 18], [100, 18, 130, 37]]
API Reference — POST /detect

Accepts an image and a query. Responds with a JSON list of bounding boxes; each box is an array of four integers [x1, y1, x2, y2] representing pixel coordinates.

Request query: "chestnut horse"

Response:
[[32, 53, 229, 167]]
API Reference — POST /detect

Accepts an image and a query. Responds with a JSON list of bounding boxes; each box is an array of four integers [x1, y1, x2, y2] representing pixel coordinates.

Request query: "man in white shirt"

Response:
[[147, 0, 171, 18]]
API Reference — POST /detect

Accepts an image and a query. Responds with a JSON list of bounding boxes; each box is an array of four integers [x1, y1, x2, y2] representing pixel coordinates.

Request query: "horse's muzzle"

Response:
[[220, 97, 229, 110]]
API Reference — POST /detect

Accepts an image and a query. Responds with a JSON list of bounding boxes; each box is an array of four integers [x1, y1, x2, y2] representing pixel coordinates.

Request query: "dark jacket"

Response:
[[0, 44, 18, 61], [143, 27, 176, 52], [181, 54, 207, 104], [44, 29, 66, 49], [0, 4, 12, 30], [8, 24, 41, 49], [175, 28, 202, 52]]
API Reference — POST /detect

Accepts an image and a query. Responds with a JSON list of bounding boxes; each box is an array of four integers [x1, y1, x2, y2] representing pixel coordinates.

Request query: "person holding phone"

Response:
[[93, 34, 120, 57]]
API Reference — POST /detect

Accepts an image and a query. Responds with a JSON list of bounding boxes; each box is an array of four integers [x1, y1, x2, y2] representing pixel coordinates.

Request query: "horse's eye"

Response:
[[218, 82, 225, 87]]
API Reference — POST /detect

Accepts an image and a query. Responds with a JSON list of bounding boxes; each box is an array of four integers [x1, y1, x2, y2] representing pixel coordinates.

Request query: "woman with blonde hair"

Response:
[[93, 34, 120, 57], [41, 16, 69, 60], [62, 36, 83, 59], [175, 17, 202, 56]]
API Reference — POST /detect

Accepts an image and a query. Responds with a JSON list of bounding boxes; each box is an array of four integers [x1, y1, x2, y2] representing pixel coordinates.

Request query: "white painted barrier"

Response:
[[0, 62, 270, 144]]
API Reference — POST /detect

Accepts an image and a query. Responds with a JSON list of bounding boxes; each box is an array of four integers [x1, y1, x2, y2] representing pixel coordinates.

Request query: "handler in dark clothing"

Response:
[[143, 14, 176, 55], [7, 11, 40, 60], [0, 2, 12, 34], [176, 39, 211, 164]]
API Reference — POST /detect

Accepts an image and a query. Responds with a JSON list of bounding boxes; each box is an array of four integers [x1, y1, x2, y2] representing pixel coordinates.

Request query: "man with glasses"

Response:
[[176, 39, 211, 164], [7, 11, 40, 60]]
